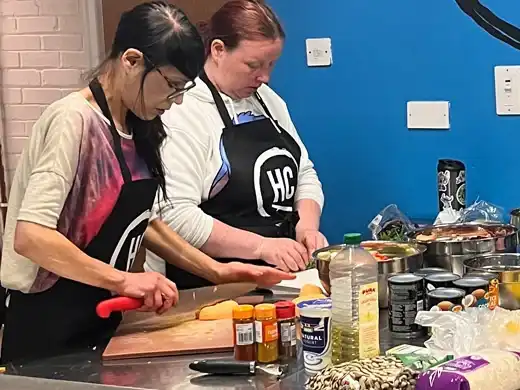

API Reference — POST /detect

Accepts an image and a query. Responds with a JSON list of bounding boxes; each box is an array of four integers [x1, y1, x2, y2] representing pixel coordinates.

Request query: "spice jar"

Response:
[[232, 304, 255, 361], [254, 303, 278, 363], [275, 301, 297, 360]]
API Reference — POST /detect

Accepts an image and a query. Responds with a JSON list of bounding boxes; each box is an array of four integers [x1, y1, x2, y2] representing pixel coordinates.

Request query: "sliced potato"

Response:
[[300, 283, 324, 297], [197, 300, 239, 321]]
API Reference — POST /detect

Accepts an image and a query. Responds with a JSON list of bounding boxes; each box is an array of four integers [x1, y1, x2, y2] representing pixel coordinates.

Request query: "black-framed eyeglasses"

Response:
[[144, 54, 196, 99]]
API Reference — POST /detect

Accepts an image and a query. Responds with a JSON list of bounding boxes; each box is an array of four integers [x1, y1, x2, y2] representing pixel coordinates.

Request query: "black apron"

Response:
[[0, 79, 158, 364], [166, 72, 302, 289]]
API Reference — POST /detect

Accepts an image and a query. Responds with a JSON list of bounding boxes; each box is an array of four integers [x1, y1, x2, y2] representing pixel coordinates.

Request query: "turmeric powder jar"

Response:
[[254, 304, 279, 363]]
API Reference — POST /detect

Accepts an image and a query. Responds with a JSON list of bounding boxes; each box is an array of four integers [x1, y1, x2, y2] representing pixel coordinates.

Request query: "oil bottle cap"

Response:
[[344, 233, 362, 245], [254, 303, 276, 320], [232, 304, 254, 320]]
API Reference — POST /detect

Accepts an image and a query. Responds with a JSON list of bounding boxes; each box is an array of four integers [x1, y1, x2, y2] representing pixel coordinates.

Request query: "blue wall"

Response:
[[268, 0, 520, 244]]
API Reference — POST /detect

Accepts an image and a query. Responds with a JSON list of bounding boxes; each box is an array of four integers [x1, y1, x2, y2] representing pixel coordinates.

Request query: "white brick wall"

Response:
[[0, 0, 102, 185]]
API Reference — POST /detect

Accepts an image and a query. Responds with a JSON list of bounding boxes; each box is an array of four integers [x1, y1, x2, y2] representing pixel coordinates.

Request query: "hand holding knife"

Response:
[[96, 296, 143, 318], [95, 282, 258, 319]]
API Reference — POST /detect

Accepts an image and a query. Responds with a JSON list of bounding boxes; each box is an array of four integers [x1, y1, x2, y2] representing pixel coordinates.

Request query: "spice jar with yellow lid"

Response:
[[254, 303, 279, 363], [232, 304, 255, 361]]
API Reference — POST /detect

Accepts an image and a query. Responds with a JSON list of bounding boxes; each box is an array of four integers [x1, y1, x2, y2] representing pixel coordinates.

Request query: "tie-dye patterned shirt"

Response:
[[1, 92, 154, 293]]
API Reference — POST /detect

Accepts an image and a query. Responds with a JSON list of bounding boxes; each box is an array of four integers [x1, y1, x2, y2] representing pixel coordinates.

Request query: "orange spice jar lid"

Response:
[[254, 303, 276, 321], [232, 304, 254, 320]]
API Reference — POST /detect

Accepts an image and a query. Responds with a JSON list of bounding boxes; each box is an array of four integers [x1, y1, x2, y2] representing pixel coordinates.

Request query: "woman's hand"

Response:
[[217, 262, 296, 286], [296, 228, 329, 259], [257, 237, 309, 272], [114, 271, 179, 315]]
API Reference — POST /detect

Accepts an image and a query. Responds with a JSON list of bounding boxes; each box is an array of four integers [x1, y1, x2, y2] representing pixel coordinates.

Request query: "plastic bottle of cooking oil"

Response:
[[330, 233, 380, 364]]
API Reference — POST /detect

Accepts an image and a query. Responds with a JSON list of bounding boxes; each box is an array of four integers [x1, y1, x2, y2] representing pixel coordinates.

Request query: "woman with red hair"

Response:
[[149, 0, 327, 289]]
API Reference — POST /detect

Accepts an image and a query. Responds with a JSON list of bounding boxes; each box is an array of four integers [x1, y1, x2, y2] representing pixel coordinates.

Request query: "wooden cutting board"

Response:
[[102, 319, 233, 361]]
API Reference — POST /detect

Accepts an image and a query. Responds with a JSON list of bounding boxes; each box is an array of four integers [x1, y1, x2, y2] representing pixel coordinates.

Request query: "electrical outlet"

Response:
[[306, 38, 332, 67], [495, 65, 520, 115]]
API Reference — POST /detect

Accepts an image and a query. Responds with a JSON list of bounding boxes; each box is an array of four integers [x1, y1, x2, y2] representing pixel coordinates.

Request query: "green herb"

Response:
[[377, 221, 408, 241], [306, 259, 316, 269]]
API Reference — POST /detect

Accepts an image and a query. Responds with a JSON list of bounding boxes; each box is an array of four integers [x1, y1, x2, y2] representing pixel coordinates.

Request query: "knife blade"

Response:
[[97, 282, 257, 333]]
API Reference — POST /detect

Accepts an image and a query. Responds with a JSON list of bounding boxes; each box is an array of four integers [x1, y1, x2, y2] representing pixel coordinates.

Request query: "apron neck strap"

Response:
[[199, 70, 234, 128], [200, 70, 282, 130], [89, 78, 132, 183], [254, 91, 275, 119]]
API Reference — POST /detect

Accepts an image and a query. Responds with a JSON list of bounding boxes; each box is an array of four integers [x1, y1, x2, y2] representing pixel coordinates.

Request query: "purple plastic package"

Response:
[[415, 355, 490, 390]]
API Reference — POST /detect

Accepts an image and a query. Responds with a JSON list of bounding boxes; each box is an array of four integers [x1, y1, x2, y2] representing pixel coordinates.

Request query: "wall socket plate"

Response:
[[495, 65, 520, 115], [306, 38, 332, 67], [407, 101, 450, 130]]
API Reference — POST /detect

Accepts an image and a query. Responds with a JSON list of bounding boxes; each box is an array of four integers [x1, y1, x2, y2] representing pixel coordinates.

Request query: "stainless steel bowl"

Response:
[[311, 241, 426, 309], [463, 253, 520, 310], [407, 222, 518, 276]]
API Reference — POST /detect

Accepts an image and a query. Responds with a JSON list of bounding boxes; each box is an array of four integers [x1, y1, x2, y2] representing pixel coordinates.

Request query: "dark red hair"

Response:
[[198, 0, 285, 57]]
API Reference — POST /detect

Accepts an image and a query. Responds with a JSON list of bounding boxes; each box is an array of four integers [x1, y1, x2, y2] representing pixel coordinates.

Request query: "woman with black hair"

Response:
[[0, 1, 292, 364]]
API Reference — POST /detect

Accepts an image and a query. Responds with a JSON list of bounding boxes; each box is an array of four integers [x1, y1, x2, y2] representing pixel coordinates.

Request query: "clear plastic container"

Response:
[[330, 233, 380, 364]]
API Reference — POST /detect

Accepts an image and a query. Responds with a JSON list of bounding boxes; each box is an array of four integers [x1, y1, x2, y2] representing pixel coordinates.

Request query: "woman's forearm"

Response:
[[143, 219, 223, 283], [296, 199, 321, 230], [200, 219, 264, 260], [200, 202, 321, 259], [14, 221, 125, 291]]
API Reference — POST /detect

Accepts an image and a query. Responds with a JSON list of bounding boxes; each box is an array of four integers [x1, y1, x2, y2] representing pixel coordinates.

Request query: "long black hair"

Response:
[[93, 1, 205, 198]]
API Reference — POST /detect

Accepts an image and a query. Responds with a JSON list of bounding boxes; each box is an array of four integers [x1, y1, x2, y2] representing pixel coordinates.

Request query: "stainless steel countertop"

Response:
[[1, 308, 426, 389], [0, 375, 142, 390], [1, 349, 306, 389]]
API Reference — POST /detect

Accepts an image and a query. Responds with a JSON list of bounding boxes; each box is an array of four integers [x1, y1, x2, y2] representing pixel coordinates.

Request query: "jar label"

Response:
[[280, 322, 290, 343], [488, 279, 499, 310], [280, 322, 296, 345], [255, 320, 278, 343], [235, 323, 254, 346], [358, 281, 380, 359]]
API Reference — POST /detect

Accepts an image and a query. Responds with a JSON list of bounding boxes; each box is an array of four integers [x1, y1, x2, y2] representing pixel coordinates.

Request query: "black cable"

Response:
[[455, 0, 520, 50]]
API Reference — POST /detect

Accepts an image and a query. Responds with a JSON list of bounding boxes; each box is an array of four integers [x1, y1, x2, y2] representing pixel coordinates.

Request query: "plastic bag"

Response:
[[368, 204, 415, 241], [457, 200, 505, 224], [433, 208, 461, 225], [415, 307, 520, 357]]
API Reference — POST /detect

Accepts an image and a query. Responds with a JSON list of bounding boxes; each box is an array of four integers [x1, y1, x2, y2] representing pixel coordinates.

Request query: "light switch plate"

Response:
[[306, 38, 332, 67], [407, 101, 450, 130], [495, 65, 520, 115]]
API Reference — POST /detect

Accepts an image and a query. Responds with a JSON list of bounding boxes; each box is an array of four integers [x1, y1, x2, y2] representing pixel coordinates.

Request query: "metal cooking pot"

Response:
[[510, 208, 520, 230], [407, 222, 518, 276], [311, 241, 426, 309], [463, 253, 520, 310]]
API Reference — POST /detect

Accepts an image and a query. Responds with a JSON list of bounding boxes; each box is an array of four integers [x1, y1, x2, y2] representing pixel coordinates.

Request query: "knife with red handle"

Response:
[[95, 282, 258, 319], [96, 297, 142, 318]]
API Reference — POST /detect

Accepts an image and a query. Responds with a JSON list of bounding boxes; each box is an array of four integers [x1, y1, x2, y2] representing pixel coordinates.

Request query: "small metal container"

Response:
[[413, 267, 448, 279], [414, 267, 448, 298], [463, 253, 520, 310], [424, 272, 460, 293], [388, 274, 426, 338], [427, 287, 465, 312], [453, 277, 490, 309]]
